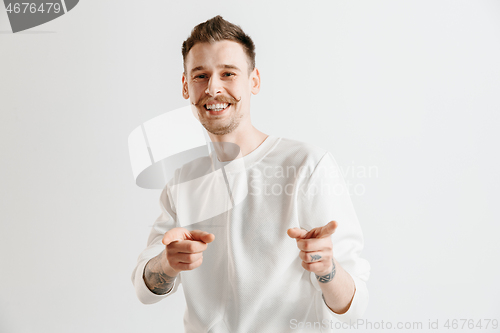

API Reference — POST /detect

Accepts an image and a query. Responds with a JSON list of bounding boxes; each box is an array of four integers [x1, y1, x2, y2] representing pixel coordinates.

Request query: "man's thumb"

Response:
[[287, 227, 308, 239], [162, 227, 190, 246]]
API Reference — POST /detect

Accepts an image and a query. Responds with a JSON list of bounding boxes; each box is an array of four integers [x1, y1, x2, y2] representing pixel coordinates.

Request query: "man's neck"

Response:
[[207, 125, 268, 162]]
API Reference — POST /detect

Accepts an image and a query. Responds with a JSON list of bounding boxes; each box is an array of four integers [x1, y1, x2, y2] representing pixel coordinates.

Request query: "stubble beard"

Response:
[[194, 94, 243, 136], [199, 104, 243, 136]]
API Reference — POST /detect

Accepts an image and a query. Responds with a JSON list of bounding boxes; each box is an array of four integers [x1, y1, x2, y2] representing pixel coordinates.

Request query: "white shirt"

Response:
[[132, 135, 370, 332]]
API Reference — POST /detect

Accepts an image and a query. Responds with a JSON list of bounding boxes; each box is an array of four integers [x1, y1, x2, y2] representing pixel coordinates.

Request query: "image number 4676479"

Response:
[[3, 0, 79, 33]]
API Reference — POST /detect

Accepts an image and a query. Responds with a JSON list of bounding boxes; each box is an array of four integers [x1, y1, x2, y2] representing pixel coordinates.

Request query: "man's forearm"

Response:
[[143, 250, 178, 295], [317, 257, 356, 314]]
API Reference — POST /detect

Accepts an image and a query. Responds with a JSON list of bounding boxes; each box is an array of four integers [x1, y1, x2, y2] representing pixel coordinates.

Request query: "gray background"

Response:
[[1, 0, 499, 332]]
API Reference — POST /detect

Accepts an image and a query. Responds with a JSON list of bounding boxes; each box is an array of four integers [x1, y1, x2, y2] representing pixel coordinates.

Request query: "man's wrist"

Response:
[[315, 259, 336, 283], [143, 253, 178, 295]]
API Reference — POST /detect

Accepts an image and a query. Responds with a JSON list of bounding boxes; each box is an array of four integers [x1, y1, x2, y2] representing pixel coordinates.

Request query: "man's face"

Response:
[[182, 40, 260, 136]]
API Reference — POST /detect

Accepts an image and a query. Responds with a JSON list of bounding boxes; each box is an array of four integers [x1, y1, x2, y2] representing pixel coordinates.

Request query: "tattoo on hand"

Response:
[[315, 259, 336, 283], [310, 254, 322, 262], [143, 256, 176, 295]]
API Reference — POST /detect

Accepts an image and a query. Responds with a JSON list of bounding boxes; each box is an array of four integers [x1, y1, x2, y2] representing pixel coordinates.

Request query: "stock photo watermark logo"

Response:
[[3, 0, 79, 33], [248, 162, 379, 198]]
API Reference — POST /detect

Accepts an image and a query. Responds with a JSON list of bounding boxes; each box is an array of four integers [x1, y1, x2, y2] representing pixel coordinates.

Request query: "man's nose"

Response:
[[205, 76, 223, 96]]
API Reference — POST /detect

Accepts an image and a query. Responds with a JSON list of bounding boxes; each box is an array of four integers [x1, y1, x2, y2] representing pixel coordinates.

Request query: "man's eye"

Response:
[[222, 72, 235, 77], [196, 74, 207, 79]]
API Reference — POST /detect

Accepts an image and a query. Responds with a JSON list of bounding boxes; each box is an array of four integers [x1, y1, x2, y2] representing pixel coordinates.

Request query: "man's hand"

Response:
[[287, 221, 338, 279], [288, 220, 356, 314], [143, 228, 215, 295], [162, 227, 215, 274]]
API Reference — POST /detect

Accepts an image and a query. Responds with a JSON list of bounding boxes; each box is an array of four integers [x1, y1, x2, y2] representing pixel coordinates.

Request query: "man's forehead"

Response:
[[185, 41, 249, 73]]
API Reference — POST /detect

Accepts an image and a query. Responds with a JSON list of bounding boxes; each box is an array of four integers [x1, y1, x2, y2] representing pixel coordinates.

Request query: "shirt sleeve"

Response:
[[297, 151, 370, 323], [131, 184, 181, 304]]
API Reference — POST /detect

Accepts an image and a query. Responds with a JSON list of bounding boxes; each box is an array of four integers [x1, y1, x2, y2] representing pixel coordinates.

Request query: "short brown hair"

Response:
[[182, 16, 256, 73]]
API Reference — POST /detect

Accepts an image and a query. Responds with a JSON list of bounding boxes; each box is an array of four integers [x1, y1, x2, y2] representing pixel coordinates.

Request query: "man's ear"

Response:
[[182, 73, 189, 100], [250, 68, 261, 95]]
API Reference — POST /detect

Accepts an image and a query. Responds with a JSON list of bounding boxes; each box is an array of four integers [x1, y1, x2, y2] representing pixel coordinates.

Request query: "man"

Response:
[[132, 16, 370, 332]]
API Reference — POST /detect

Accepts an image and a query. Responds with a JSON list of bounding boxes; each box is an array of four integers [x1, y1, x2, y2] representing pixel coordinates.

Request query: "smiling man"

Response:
[[132, 16, 370, 332], [185, 40, 256, 136]]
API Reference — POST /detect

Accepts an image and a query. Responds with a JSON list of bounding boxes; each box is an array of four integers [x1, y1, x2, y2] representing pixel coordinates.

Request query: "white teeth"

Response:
[[206, 103, 229, 111]]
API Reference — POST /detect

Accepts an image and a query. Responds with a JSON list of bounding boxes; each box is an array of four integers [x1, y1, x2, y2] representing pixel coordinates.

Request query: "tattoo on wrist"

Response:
[[310, 254, 321, 262], [143, 256, 176, 295], [315, 259, 336, 283]]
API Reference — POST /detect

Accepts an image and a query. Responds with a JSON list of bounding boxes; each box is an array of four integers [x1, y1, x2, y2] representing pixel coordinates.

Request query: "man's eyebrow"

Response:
[[190, 66, 205, 73], [218, 64, 241, 71], [189, 64, 242, 74]]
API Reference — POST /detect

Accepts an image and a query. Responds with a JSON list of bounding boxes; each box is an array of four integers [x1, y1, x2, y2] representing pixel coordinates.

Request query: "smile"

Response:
[[204, 103, 230, 115]]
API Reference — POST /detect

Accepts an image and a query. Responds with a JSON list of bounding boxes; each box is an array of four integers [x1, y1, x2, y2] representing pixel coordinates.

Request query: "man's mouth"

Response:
[[204, 103, 230, 114]]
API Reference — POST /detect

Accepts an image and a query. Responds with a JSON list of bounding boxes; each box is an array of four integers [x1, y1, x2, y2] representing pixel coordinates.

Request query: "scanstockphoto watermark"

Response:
[[290, 319, 425, 330], [248, 162, 378, 197], [289, 318, 499, 330]]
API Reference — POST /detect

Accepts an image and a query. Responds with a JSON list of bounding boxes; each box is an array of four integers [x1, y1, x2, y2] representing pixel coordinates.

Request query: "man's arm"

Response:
[[314, 256, 355, 314], [131, 185, 181, 304], [293, 151, 370, 320]]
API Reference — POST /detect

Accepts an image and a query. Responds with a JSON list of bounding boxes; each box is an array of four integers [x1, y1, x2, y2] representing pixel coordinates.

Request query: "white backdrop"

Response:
[[1, 1, 499, 332]]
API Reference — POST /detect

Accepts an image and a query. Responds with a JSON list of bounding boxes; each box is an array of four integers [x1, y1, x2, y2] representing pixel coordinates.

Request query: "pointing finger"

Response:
[[305, 220, 338, 239], [190, 230, 215, 244]]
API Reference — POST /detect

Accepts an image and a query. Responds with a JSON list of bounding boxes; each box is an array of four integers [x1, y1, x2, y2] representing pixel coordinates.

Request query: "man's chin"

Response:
[[204, 126, 234, 136], [202, 121, 237, 136]]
